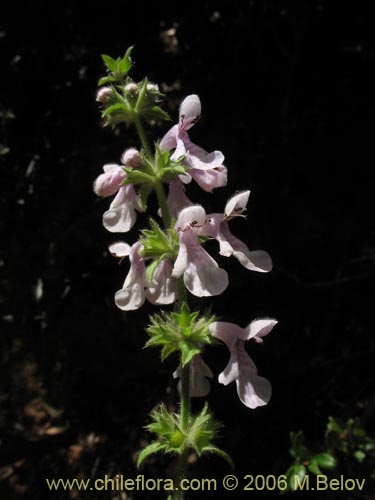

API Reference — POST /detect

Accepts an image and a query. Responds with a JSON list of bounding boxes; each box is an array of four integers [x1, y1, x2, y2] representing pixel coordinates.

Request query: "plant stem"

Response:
[[133, 116, 171, 228], [174, 278, 190, 500], [133, 115, 152, 158], [173, 449, 189, 500], [154, 181, 171, 228], [133, 116, 190, 500], [180, 363, 190, 430], [177, 277, 187, 309]]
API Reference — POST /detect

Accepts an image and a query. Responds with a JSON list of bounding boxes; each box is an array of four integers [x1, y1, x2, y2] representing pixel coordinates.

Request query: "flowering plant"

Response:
[[93, 47, 277, 498]]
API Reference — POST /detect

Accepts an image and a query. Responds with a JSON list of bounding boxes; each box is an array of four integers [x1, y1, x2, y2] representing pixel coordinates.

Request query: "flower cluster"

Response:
[[93, 88, 276, 410], [94, 149, 143, 232]]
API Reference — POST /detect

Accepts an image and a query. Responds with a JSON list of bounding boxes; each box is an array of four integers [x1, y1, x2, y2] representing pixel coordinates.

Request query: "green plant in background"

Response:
[[285, 416, 375, 492]]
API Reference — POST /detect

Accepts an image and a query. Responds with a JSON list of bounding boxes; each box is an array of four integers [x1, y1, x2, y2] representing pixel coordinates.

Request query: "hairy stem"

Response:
[[134, 117, 190, 500], [133, 115, 152, 158], [174, 278, 190, 500], [154, 181, 171, 228], [173, 449, 189, 500], [180, 363, 190, 430]]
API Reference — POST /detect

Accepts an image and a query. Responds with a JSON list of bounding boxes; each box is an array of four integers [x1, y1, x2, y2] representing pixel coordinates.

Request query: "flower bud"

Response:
[[121, 148, 141, 168], [93, 165, 126, 197], [125, 82, 138, 93], [146, 83, 159, 92], [96, 86, 112, 104]]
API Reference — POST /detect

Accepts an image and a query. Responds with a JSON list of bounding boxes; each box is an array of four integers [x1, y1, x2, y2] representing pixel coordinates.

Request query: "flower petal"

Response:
[[184, 260, 228, 297], [234, 249, 273, 273], [218, 351, 239, 386], [217, 223, 273, 272], [173, 355, 213, 397], [224, 191, 250, 219], [171, 237, 189, 279], [166, 179, 193, 218], [236, 343, 272, 409], [245, 319, 278, 343], [210, 321, 247, 347], [175, 205, 207, 231], [180, 230, 228, 297], [114, 242, 146, 311], [103, 185, 141, 233], [103, 205, 136, 233], [189, 355, 213, 397], [93, 166, 126, 197], [159, 124, 179, 151], [121, 148, 141, 168], [115, 284, 145, 311], [202, 213, 223, 239], [179, 94, 201, 130], [103, 163, 120, 173], [187, 145, 225, 170], [146, 259, 178, 305], [170, 135, 188, 162], [108, 241, 131, 258], [189, 165, 227, 192]]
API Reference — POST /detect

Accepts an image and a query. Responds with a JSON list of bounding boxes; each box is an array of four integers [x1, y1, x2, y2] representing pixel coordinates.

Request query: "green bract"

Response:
[[100, 47, 133, 83], [137, 404, 233, 469], [120, 146, 188, 210], [146, 305, 215, 365], [98, 48, 171, 126], [141, 219, 178, 260]]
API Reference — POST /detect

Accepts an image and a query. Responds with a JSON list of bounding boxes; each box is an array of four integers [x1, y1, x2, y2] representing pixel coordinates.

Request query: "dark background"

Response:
[[1, 1, 374, 499]]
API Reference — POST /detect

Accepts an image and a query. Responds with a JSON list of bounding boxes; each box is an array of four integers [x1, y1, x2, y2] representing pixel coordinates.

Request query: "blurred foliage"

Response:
[[285, 417, 375, 493]]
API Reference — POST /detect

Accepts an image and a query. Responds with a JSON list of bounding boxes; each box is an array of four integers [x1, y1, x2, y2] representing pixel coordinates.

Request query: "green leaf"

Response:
[[160, 165, 189, 183], [146, 255, 167, 283], [354, 450, 366, 462], [314, 452, 337, 469], [286, 464, 306, 491], [139, 183, 154, 210], [189, 403, 214, 438], [101, 54, 118, 72], [289, 430, 309, 461], [102, 102, 129, 116], [122, 168, 154, 185], [307, 459, 321, 475], [135, 78, 148, 112], [161, 344, 177, 362], [137, 441, 167, 468], [145, 105, 171, 122], [98, 75, 117, 86], [180, 343, 201, 366], [326, 416, 346, 435], [146, 404, 177, 437], [118, 46, 133, 75]]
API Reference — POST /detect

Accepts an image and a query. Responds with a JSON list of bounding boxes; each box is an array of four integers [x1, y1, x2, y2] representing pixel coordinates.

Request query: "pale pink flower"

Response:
[[210, 319, 277, 409], [203, 191, 273, 272], [173, 354, 213, 397], [125, 82, 137, 93], [93, 164, 126, 197], [96, 86, 112, 103], [146, 83, 159, 92], [146, 259, 178, 305], [121, 148, 141, 168], [94, 162, 143, 233], [113, 241, 146, 311], [172, 205, 228, 297], [160, 94, 227, 192], [110, 242, 178, 310], [165, 178, 193, 218], [103, 184, 143, 233]]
